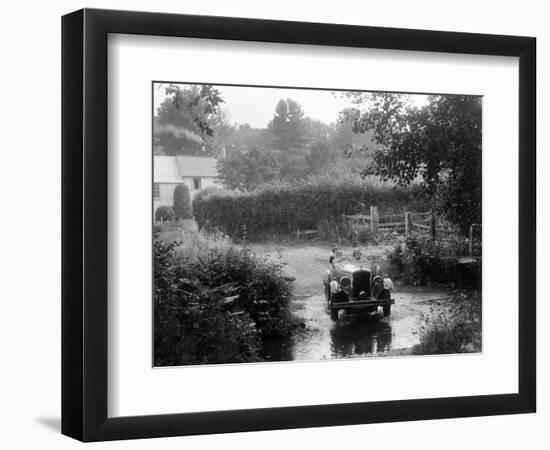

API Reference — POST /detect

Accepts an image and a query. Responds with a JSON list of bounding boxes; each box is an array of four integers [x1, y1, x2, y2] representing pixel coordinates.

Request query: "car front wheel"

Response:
[[378, 289, 391, 316], [328, 294, 339, 321], [330, 305, 339, 321]]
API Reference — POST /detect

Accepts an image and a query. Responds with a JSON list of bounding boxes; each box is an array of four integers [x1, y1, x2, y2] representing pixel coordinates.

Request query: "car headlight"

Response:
[[340, 276, 351, 290]]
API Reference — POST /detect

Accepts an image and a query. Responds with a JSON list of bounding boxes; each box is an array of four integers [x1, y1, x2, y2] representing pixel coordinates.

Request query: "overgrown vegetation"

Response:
[[387, 236, 481, 288], [194, 179, 428, 239], [316, 216, 381, 244], [154, 229, 295, 366], [412, 291, 481, 355]]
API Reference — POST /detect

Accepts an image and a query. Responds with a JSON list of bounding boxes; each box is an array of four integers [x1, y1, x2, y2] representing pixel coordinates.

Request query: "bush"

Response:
[[317, 216, 355, 243], [171, 227, 232, 261], [413, 291, 481, 355], [387, 236, 480, 288], [356, 228, 379, 245], [387, 242, 405, 273], [173, 183, 193, 219], [194, 179, 425, 239], [153, 240, 259, 366], [317, 216, 382, 245], [155, 205, 174, 222], [186, 248, 294, 338], [153, 230, 295, 366]]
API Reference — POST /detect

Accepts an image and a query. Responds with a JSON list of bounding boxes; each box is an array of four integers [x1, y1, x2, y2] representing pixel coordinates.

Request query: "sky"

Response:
[[153, 83, 429, 129]]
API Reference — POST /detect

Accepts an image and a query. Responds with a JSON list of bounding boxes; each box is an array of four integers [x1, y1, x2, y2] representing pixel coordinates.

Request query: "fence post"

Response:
[[405, 212, 411, 237], [370, 206, 379, 234]]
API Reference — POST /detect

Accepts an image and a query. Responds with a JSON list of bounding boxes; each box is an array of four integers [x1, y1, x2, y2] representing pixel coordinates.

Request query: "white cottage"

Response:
[[153, 155, 218, 216]]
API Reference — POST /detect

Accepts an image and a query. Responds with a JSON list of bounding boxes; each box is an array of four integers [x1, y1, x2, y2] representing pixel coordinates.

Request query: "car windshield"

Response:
[[331, 249, 367, 265]]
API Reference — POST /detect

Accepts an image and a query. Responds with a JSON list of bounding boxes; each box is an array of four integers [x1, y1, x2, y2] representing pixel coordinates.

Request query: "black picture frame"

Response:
[[62, 8, 536, 442]]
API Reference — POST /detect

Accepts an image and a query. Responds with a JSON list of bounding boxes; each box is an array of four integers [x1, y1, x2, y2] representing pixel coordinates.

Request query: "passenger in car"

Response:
[[383, 273, 395, 292]]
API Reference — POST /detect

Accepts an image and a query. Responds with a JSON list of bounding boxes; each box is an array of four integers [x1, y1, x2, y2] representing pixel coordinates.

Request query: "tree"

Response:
[[341, 93, 482, 233], [217, 148, 280, 192], [211, 121, 277, 156], [277, 148, 310, 182], [173, 184, 193, 219], [154, 84, 224, 156], [306, 141, 331, 173], [302, 117, 334, 144], [267, 99, 307, 151]]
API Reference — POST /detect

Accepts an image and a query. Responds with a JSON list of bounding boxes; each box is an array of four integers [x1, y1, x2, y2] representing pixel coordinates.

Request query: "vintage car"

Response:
[[323, 256, 394, 320]]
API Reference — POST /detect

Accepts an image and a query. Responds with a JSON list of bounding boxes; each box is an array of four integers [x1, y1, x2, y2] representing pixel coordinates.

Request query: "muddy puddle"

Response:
[[261, 288, 451, 362]]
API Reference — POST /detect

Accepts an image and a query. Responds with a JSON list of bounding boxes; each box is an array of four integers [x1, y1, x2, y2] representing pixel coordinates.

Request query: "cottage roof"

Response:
[[154, 156, 181, 183], [154, 156, 218, 182], [175, 156, 218, 178]]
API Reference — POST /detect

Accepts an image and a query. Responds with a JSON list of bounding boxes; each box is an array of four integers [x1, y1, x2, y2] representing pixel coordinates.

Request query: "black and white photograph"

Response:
[[152, 82, 482, 367], [1, 0, 543, 447]]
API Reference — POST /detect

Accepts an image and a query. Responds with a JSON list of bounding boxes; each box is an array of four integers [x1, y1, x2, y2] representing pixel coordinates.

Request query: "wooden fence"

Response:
[[342, 206, 466, 241]]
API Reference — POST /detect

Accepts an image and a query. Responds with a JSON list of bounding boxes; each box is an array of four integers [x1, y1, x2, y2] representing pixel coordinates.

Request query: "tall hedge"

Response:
[[173, 183, 193, 219], [193, 180, 425, 238]]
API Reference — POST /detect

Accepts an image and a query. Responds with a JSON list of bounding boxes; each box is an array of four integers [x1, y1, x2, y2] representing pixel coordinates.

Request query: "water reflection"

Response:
[[260, 289, 448, 362], [330, 315, 392, 357], [260, 311, 393, 362]]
